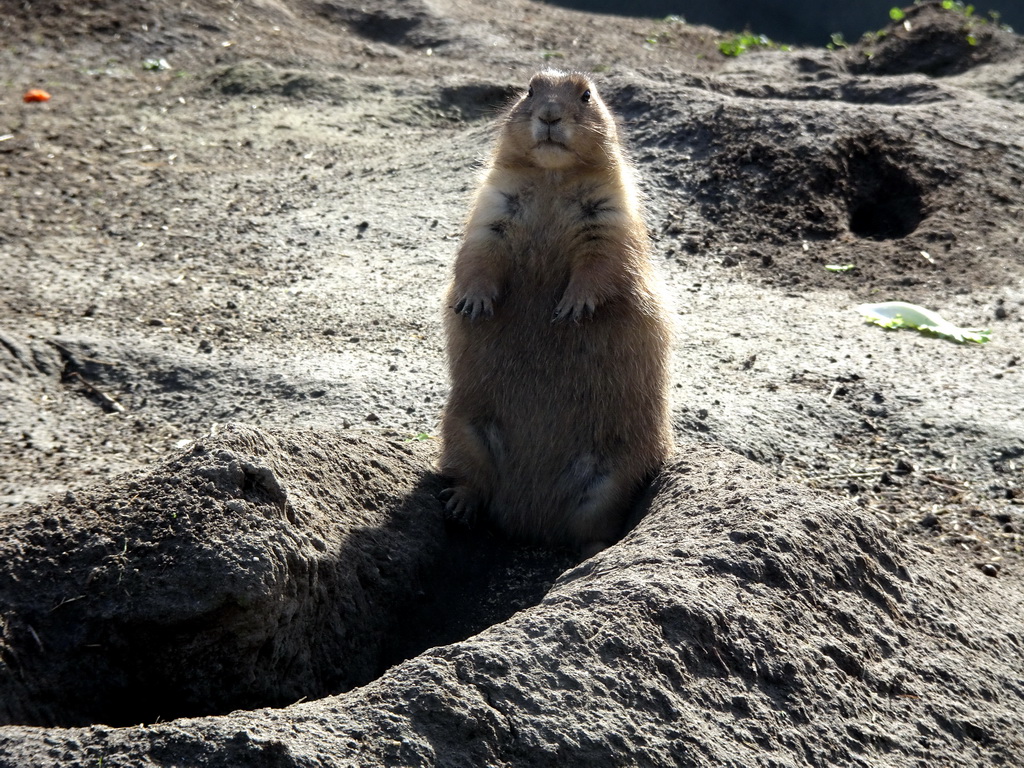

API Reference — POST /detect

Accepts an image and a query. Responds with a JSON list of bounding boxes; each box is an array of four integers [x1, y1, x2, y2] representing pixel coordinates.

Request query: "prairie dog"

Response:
[[439, 70, 672, 553]]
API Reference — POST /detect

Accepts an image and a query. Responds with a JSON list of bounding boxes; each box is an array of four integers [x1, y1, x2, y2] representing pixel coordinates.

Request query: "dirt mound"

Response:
[[0, 426, 446, 726], [2, 440, 1022, 765], [0, 425, 576, 730], [311, 0, 478, 50], [848, 1, 1023, 77], [615, 62, 1024, 294], [208, 59, 354, 100]]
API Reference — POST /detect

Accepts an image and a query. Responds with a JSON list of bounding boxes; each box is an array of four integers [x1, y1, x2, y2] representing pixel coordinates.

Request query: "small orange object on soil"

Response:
[[23, 88, 51, 103]]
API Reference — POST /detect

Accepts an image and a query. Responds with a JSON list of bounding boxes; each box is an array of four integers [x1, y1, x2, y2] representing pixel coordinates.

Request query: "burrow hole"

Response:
[[843, 144, 926, 240]]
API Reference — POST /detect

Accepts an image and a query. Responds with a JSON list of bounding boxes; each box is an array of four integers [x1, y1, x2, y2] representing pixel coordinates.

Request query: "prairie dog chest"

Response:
[[484, 181, 621, 245]]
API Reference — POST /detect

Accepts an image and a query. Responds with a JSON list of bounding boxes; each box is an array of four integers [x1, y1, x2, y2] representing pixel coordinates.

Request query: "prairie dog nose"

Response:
[[538, 103, 562, 125]]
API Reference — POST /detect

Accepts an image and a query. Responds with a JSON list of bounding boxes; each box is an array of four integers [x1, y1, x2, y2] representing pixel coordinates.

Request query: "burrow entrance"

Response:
[[682, 124, 931, 246], [840, 140, 926, 240], [378, 525, 579, 672]]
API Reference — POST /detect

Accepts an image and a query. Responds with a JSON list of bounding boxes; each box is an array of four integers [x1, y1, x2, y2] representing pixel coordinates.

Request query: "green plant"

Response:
[[930, 0, 1012, 28], [940, 0, 975, 17], [718, 32, 791, 57], [826, 32, 849, 50]]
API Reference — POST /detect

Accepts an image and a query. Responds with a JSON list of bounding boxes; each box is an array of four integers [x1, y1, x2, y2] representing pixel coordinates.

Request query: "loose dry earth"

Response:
[[1, 0, 1023, 766]]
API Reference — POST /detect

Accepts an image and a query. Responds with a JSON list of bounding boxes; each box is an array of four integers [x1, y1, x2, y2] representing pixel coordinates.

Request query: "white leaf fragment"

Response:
[[856, 301, 991, 344]]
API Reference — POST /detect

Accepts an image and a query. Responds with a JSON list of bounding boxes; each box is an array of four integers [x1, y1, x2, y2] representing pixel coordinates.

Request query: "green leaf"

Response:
[[889, 7, 906, 21], [825, 264, 856, 272], [856, 301, 991, 343], [828, 32, 849, 49], [718, 39, 741, 56], [718, 31, 790, 57]]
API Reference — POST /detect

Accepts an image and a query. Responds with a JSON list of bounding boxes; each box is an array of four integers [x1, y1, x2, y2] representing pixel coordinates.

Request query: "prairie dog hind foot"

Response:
[[439, 485, 481, 526]]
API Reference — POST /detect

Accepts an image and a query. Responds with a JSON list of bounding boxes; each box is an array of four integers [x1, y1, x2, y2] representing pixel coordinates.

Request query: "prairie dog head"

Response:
[[495, 70, 621, 171]]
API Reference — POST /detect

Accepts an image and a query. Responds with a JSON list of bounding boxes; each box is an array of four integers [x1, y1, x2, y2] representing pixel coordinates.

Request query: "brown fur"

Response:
[[439, 70, 673, 552]]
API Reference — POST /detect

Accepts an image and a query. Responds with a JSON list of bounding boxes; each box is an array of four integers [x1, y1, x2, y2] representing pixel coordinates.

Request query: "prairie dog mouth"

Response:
[[533, 120, 570, 146]]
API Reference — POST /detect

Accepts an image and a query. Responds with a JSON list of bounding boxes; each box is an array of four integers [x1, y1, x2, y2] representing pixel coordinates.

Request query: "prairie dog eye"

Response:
[[527, 86, 534, 98], [581, 89, 591, 103]]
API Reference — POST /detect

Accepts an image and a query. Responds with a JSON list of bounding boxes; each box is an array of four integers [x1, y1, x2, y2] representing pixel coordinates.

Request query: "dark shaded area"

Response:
[[848, 185, 922, 240], [381, 524, 578, 671], [313, 0, 456, 49], [546, 0, 1023, 47], [839, 137, 926, 240]]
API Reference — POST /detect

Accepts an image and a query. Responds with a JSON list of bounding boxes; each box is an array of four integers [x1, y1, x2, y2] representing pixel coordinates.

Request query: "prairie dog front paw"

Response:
[[453, 289, 496, 321], [552, 287, 598, 322]]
